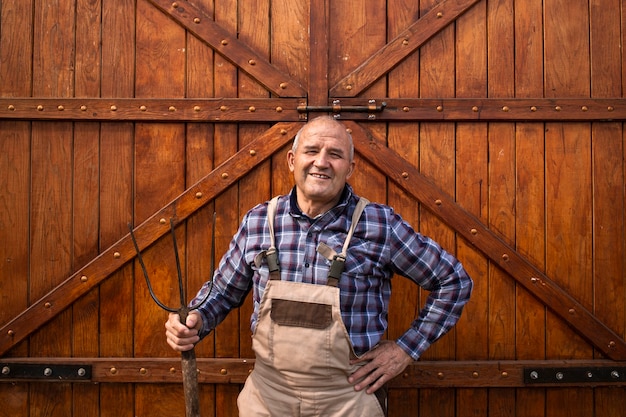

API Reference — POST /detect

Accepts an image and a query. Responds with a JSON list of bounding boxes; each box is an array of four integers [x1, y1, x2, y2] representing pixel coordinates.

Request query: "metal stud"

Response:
[[80, 105, 87, 111], [160, 218, 167, 224], [345, 85, 353, 91], [248, 106, 256, 112], [169, 106, 176, 112], [220, 39, 228, 46], [37, 105, 44, 111], [402, 39, 409, 46], [194, 106, 201, 112], [402, 106, 409, 112], [221, 173, 229, 179], [530, 106, 537, 112], [435, 199, 442, 206], [7, 330, 15, 336], [401, 172, 409, 179], [193, 17, 201, 24], [279, 82, 288, 89], [57, 105, 64, 111], [249, 150, 257, 156], [220, 105, 227, 111], [220, 368, 228, 375], [275, 107, 283, 113], [44, 302, 52, 308], [114, 252, 121, 259], [248, 59, 256, 66], [436, 105, 443, 112], [80, 275, 88, 282], [140, 105, 147, 111], [502, 254, 509, 261], [8, 105, 15, 111], [195, 192, 203, 199], [110, 105, 117, 111]]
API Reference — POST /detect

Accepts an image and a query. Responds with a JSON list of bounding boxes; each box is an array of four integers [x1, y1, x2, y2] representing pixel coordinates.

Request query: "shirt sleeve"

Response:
[[189, 212, 255, 339], [387, 209, 473, 360]]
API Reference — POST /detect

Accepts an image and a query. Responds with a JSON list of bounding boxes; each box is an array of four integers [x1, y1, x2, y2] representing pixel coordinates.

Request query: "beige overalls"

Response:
[[237, 197, 385, 417]]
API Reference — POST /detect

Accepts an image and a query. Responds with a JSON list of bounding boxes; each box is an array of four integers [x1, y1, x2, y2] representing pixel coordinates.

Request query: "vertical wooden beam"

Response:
[[308, 0, 329, 107]]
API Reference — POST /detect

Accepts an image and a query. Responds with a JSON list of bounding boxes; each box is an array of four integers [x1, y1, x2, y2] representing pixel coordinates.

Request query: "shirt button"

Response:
[[305, 262, 310, 268]]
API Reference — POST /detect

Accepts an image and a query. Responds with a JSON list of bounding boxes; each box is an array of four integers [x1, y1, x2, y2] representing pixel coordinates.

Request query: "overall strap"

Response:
[[265, 196, 281, 280], [317, 197, 370, 287]]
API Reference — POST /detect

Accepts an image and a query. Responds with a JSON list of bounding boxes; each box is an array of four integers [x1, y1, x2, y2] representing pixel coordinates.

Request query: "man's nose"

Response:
[[314, 151, 330, 166]]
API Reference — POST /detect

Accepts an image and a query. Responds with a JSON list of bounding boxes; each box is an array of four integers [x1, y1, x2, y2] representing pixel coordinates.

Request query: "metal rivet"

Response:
[[611, 370, 620, 378], [502, 254, 509, 261], [8, 104, 15, 111], [436, 105, 443, 112], [220, 105, 227, 111], [160, 218, 167, 224], [345, 84, 353, 91], [114, 252, 121, 259], [57, 105, 64, 111], [531, 277, 539, 283], [7, 330, 15, 336], [249, 149, 257, 156], [402, 39, 409, 46], [402, 106, 410, 112], [502, 106, 509, 112], [472, 371, 479, 378], [501, 371, 508, 378], [472, 106, 479, 112], [401, 172, 409, 179], [248, 106, 256, 112], [437, 372, 444, 379], [110, 105, 117, 111], [44, 368, 53, 377], [435, 199, 442, 206], [169, 367, 176, 373], [581, 106, 588, 111], [37, 105, 44, 111], [140, 368, 147, 375], [193, 17, 200, 23], [569, 308, 576, 315], [556, 372, 564, 380], [530, 371, 539, 380], [437, 12, 443, 18], [608, 106, 614, 112], [609, 341, 617, 348], [530, 106, 537, 112], [169, 106, 176, 112], [248, 59, 256, 65], [280, 129, 287, 135], [279, 82, 288, 89], [221, 173, 228, 179], [194, 106, 201, 112], [276, 107, 283, 113], [587, 371, 593, 378], [44, 302, 52, 308], [555, 106, 561, 111], [140, 105, 147, 111], [2, 367, 9, 375], [80, 105, 87, 111], [220, 39, 228, 46], [78, 368, 86, 377], [172, 2, 178, 8], [195, 192, 203, 199], [220, 368, 228, 375], [80, 275, 88, 282], [110, 367, 117, 375], [470, 228, 478, 235]]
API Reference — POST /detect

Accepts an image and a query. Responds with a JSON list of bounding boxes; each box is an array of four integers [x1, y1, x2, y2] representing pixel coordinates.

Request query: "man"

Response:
[[165, 116, 473, 416]]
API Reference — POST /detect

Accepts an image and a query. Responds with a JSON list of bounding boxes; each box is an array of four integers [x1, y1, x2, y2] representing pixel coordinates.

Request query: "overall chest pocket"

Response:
[[271, 299, 332, 329]]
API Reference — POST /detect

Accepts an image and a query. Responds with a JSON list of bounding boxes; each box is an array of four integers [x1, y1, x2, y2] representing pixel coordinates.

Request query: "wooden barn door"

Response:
[[1, 0, 626, 416]]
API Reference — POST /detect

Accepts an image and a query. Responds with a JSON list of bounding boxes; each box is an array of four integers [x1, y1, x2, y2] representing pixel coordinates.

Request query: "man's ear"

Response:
[[346, 160, 356, 179], [287, 150, 295, 172]]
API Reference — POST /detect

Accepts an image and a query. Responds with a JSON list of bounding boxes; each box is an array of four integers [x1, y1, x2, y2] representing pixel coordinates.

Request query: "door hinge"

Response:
[[1, 363, 92, 381]]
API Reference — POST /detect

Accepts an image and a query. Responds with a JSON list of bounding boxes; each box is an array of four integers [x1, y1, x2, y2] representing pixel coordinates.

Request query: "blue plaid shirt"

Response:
[[192, 185, 472, 359]]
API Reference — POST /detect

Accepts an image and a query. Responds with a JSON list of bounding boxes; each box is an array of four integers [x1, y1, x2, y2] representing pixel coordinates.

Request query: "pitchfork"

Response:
[[128, 215, 215, 417]]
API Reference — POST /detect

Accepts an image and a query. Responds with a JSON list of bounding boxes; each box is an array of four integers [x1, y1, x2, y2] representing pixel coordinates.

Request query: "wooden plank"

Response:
[[134, 3, 188, 414], [386, 0, 421, 414], [99, 0, 136, 416], [330, 0, 480, 98], [486, 0, 516, 415], [146, 0, 306, 98], [184, 1, 218, 413], [347, 121, 626, 361], [29, 0, 75, 415], [455, 3, 489, 415], [72, 2, 102, 415], [307, 0, 327, 106], [514, 1, 547, 415]]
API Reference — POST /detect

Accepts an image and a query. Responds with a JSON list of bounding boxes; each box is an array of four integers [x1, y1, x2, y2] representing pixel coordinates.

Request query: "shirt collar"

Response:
[[288, 184, 353, 221]]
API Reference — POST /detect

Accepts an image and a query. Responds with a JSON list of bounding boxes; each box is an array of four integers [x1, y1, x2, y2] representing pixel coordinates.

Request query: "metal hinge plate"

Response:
[[1, 363, 92, 381], [524, 366, 626, 385]]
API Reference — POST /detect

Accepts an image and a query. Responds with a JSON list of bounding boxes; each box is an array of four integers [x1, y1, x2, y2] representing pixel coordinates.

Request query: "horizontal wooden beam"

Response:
[[348, 121, 626, 361], [335, 98, 626, 121], [0, 98, 303, 122], [0, 122, 302, 357], [2, 98, 624, 122], [2, 358, 626, 388]]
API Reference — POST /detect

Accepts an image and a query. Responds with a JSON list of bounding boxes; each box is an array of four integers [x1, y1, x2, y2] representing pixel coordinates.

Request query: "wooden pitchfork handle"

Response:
[[128, 214, 216, 417]]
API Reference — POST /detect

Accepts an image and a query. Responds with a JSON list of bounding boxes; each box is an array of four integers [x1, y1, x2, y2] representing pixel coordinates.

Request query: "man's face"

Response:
[[287, 120, 355, 214]]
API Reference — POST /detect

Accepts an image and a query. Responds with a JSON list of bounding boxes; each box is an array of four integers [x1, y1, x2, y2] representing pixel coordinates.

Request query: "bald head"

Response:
[[292, 116, 354, 162]]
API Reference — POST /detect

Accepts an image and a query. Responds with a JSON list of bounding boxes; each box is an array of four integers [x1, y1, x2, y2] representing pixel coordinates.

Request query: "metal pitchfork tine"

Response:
[[128, 214, 216, 417]]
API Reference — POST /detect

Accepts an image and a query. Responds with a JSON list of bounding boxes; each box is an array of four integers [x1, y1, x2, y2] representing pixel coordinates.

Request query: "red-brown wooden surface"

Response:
[[1, 0, 625, 416]]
